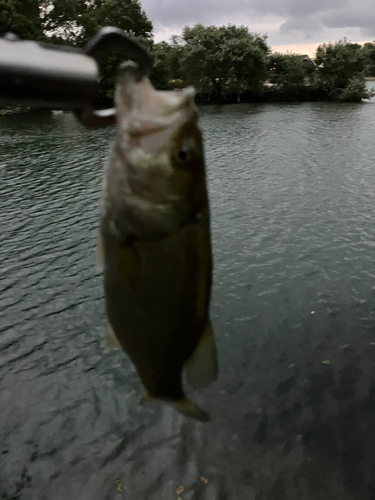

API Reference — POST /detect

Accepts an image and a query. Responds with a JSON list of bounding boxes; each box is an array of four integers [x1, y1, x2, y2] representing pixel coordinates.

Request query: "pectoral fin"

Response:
[[106, 324, 121, 349], [116, 243, 141, 290], [184, 321, 218, 390]]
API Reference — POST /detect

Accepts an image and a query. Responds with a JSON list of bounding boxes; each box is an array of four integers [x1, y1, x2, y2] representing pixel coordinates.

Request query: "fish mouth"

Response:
[[114, 68, 197, 153]]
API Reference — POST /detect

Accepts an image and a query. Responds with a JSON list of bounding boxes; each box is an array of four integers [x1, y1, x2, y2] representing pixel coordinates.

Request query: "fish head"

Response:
[[107, 68, 208, 240]]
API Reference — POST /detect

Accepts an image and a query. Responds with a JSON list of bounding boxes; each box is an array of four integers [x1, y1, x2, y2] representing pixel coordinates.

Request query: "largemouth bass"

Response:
[[98, 67, 218, 422]]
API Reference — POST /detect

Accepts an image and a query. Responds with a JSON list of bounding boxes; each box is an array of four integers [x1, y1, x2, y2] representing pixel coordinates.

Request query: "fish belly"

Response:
[[103, 217, 211, 400]]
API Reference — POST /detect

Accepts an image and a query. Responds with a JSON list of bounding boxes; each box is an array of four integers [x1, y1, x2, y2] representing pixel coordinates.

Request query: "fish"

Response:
[[97, 66, 218, 422]]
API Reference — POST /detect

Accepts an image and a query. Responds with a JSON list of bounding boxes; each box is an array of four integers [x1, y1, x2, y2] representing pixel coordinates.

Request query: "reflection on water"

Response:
[[1, 101, 375, 499]]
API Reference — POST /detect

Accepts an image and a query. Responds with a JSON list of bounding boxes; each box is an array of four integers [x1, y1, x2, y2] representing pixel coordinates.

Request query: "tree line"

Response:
[[2, 0, 375, 103], [152, 28, 375, 103]]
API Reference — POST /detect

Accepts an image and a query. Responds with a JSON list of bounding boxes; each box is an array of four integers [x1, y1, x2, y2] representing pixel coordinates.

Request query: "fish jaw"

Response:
[[100, 71, 206, 242], [115, 70, 197, 155]]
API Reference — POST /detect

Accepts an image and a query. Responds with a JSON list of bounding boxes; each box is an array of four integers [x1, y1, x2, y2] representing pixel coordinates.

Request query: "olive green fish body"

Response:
[[99, 70, 217, 421]]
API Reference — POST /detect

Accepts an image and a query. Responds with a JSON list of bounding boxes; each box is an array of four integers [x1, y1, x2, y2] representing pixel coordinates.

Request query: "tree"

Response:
[[42, 0, 152, 45], [268, 53, 314, 87], [0, 0, 43, 40], [315, 39, 367, 92], [149, 40, 184, 90], [40, 0, 86, 44], [176, 24, 269, 99], [362, 42, 375, 77], [337, 75, 375, 102]]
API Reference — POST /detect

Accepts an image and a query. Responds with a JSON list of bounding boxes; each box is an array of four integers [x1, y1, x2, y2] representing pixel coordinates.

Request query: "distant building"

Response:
[[299, 54, 312, 63]]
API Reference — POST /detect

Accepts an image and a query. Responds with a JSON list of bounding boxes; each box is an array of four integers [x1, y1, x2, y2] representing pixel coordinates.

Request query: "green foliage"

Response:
[[149, 41, 183, 90], [80, 0, 152, 42], [315, 39, 367, 92], [268, 53, 314, 87], [40, 0, 86, 44], [0, 0, 43, 40], [362, 42, 375, 77], [42, 0, 152, 45], [175, 24, 269, 97], [337, 76, 375, 102]]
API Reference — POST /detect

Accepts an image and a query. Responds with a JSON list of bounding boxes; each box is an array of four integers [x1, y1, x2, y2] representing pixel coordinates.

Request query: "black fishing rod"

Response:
[[0, 27, 153, 127]]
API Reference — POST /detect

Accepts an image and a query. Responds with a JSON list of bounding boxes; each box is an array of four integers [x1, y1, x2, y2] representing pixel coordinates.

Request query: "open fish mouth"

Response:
[[115, 68, 197, 153]]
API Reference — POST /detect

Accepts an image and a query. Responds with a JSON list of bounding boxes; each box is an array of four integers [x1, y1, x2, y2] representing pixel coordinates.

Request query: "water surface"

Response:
[[1, 100, 375, 499]]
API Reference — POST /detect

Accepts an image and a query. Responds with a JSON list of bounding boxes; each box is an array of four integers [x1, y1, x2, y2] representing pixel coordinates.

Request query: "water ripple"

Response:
[[2, 105, 375, 498]]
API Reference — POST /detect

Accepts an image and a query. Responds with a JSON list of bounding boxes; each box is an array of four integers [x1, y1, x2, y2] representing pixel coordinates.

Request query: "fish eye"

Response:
[[177, 148, 191, 165], [176, 138, 197, 166]]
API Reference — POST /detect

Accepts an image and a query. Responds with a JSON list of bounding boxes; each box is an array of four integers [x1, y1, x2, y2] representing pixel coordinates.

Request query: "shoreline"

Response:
[[2, 82, 374, 117], [0, 106, 52, 117]]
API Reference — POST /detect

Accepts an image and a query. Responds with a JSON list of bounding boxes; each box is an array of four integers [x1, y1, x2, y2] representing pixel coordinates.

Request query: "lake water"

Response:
[[1, 93, 375, 499]]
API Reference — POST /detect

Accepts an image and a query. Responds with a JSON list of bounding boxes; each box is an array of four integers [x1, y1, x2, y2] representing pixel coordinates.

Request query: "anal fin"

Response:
[[106, 324, 121, 349], [184, 321, 218, 390]]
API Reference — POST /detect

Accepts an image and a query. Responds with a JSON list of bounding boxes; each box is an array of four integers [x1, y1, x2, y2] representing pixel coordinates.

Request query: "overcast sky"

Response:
[[141, 0, 375, 54]]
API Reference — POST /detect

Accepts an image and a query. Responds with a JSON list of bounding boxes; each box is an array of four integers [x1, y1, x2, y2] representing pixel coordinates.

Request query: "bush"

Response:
[[337, 76, 375, 102]]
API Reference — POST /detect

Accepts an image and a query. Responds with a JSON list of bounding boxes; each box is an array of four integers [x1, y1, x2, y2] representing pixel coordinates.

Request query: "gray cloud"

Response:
[[142, 0, 345, 24], [141, 0, 375, 45], [279, 16, 322, 37]]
